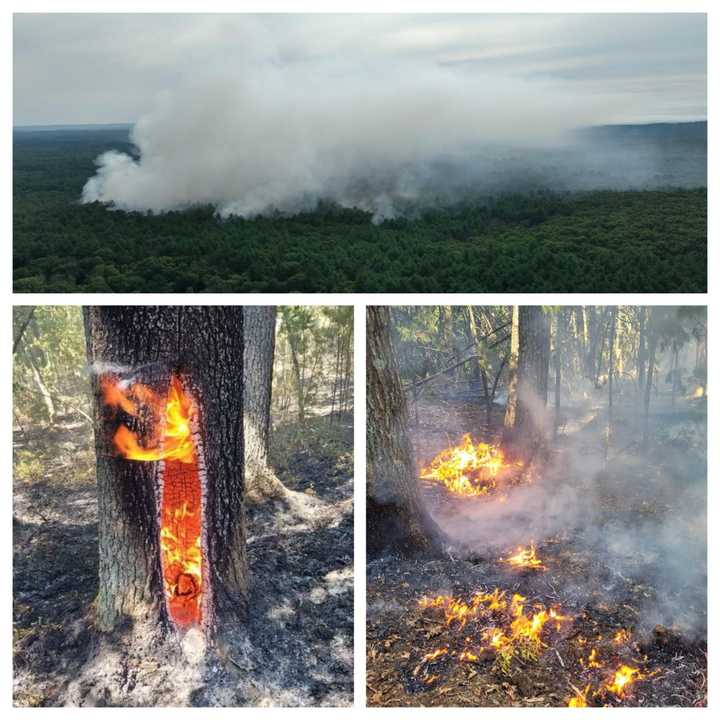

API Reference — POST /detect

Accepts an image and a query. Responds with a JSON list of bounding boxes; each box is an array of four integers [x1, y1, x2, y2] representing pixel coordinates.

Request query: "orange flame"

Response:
[[101, 374, 203, 627], [417, 589, 569, 669], [567, 685, 590, 707], [605, 665, 644, 697], [420, 434, 521, 496], [502, 542, 546, 570], [102, 375, 196, 463]]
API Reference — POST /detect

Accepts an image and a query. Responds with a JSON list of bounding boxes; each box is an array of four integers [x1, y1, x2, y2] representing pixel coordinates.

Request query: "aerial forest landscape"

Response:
[[366, 305, 706, 707], [13, 14, 707, 293]]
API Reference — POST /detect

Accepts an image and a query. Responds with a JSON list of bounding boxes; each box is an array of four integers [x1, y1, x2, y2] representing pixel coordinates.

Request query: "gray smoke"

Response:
[[81, 56, 631, 222]]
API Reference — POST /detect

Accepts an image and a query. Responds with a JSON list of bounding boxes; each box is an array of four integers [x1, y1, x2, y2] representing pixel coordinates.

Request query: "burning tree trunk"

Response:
[[243, 306, 287, 503], [367, 307, 447, 555], [84, 306, 248, 637], [504, 307, 550, 456]]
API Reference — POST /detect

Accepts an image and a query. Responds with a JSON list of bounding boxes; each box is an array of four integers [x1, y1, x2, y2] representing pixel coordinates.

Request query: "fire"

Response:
[[420, 434, 519, 496], [502, 543, 545, 570], [101, 373, 203, 628], [417, 589, 569, 672], [101, 375, 196, 463], [605, 665, 643, 697], [567, 684, 590, 707]]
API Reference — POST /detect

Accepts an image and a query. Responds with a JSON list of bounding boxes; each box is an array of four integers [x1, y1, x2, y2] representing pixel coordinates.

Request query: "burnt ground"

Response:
[[367, 390, 707, 707], [13, 412, 354, 707]]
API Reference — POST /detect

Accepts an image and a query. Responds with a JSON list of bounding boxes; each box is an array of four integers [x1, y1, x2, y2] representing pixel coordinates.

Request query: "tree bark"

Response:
[[608, 307, 617, 419], [367, 307, 446, 556], [503, 306, 520, 433], [243, 307, 287, 502], [84, 306, 248, 636], [642, 319, 658, 451], [504, 306, 550, 456]]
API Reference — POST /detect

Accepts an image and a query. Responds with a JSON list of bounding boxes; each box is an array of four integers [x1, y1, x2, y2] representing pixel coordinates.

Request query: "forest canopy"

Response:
[[13, 127, 707, 293]]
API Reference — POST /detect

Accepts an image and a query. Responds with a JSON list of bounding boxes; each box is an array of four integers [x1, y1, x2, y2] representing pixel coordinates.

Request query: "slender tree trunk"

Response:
[[367, 307, 447, 556], [84, 306, 248, 636], [553, 311, 562, 435], [287, 332, 305, 425], [608, 307, 617, 419], [637, 307, 647, 395], [25, 349, 55, 423], [671, 345, 679, 407], [467, 307, 492, 427], [504, 307, 550, 456], [503, 306, 520, 434], [243, 307, 288, 503], [642, 327, 658, 451]]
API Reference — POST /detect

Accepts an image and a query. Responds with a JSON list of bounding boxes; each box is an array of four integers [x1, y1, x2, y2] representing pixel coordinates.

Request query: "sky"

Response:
[[14, 13, 707, 127]]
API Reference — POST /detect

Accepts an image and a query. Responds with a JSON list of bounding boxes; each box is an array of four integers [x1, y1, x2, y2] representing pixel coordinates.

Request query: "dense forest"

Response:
[[366, 305, 706, 707], [13, 126, 706, 293], [13, 305, 354, 707]]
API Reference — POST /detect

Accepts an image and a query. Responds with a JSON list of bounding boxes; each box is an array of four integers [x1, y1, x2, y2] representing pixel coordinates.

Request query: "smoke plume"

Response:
[[81, 51, 667, 223]]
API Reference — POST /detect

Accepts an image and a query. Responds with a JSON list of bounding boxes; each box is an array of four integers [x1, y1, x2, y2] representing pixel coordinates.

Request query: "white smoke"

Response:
[[81, 54, 618, 222]]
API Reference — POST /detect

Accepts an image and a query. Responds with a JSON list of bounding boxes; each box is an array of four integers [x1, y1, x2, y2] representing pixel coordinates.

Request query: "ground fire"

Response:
[[501, 543, 545, 570], [367, 305, 706, 707], [101, 374, 204, 628], [419, 434, 521, 497]]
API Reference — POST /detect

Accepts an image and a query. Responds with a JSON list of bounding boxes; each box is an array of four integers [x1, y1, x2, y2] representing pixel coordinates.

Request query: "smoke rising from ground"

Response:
[[405, 342, 706, 637], [80, 56, 704, 223]]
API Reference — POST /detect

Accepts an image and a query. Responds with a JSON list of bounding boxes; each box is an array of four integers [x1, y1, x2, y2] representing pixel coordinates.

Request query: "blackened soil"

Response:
[[13, 414, 354, 707]]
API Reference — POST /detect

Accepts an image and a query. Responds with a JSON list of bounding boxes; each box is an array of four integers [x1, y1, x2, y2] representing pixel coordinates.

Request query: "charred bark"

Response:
[[243, 307, 287, 502], [367, 307, 447, 556], [84, 306, 248, 636]]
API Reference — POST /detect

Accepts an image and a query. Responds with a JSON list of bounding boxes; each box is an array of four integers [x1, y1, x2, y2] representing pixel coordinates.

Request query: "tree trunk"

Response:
[[608, 307, 617, 419], [637, 307, 647, 394], [553, 311, 562, 435], [287, 332, 305, 425], [504, 306, 550, 457], [503, 306, 520, 433], [243, 307, 288, 502], [84, 306, 248, 637], [25, 349, 56, 424], [642, 324, 658, 451], [467, 306, 492, 427], [367, 307, 447, 556]]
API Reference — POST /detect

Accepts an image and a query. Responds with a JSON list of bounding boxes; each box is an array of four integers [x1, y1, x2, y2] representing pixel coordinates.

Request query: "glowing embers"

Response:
[[501, 542, 546, 571], [101, 374, 203, 628], [160, 456, 203, 627], [415, 590, 569, 677], [419, 434, 521, 497]]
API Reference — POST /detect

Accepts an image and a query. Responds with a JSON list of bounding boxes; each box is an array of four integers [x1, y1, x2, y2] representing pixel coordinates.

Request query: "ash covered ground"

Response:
[[367, 391, 706, 707], [13, 413, 353, 707]]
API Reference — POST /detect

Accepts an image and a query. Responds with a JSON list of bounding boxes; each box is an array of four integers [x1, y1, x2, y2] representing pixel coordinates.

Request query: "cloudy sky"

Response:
[[14, 13, 706, 127]]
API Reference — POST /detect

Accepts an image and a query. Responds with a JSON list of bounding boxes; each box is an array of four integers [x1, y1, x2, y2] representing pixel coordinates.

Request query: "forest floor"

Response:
[[13, 411, 354, 707], [367, 390, 707, 707]]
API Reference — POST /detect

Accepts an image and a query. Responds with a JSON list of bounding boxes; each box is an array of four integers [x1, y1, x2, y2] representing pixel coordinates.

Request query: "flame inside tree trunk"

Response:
[[84, 306, 248, 636]]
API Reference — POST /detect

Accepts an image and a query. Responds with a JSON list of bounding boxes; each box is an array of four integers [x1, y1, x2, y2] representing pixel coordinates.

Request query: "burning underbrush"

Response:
[[367, 397, 706, 707], [419, 434, 525, 497]]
